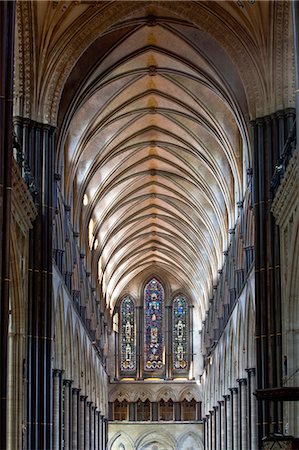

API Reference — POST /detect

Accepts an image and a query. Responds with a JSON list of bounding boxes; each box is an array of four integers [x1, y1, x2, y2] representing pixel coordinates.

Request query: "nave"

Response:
[[0, 1, 298, 450]]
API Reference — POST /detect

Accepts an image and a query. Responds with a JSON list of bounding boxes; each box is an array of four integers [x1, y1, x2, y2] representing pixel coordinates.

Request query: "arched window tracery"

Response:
[[118, 281, 192, 379], [144, 278, 164, 372], [120, 296, 136, 373], [173, 294, 189, 371]]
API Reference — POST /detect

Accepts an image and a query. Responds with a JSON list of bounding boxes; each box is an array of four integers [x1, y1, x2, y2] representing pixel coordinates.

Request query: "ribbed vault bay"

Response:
[[59, 17, 248, 318]]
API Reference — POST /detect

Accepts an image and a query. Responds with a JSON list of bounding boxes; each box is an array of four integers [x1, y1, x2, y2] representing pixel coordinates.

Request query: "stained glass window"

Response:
[[144, 278, 164, 371], [173, 295, 188, 370], [120, 296, 136, 372]]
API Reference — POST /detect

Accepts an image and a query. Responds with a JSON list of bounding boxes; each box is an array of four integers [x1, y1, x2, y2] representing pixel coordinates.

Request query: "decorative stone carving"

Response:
[[11, 159, 37, 234]]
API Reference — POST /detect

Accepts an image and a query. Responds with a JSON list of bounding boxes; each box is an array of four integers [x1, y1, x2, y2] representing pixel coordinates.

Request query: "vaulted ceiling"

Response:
[[15, 1, 294, 320]]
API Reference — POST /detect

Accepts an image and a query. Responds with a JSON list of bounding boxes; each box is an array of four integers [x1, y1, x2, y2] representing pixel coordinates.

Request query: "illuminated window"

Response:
[[83, 194, 88, 205], [120, 297, 136, 373], [88, 218, 94, 249], [144, 278, 164, 372], [173, 295, 188, 371]]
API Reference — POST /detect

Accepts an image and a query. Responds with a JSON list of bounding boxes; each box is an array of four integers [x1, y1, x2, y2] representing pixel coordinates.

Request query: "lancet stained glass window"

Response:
[[120, 296, 136, 372], [144, 278, 164, 371], [173, 295, 188, 370]]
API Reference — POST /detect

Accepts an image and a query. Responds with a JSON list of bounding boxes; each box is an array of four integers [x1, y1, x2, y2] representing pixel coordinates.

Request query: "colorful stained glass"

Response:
[[173, 295, 188, 370], [144, 278, 164, 371], [120, 296, 136, 372]]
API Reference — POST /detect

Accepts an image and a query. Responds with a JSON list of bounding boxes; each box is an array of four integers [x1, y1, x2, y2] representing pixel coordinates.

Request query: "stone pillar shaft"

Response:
[[85, 401, 91, 450], [80, 396, 87, 449], [72, 388, 80, 450], [238, 378, 248, 450], [219, 401, 225, 450], [52, 369, 63, 450], [0, 3, 15, 449], [63, 380, 72, 450], [232, 388, 238, 450]]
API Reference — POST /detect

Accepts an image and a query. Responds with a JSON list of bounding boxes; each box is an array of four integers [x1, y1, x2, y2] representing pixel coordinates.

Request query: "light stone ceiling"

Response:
[[18, 1, 293, 321]]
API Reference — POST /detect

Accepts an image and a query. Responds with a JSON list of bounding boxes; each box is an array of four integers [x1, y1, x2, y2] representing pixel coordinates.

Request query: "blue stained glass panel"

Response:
[[120, 296, 136, 372], [144, 278, 164, 371], [173, 295, 188, 370]]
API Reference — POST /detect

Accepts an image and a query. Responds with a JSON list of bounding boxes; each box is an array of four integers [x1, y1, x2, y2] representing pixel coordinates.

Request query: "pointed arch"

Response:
[[120, 295, 136, 374], [172, 293, 189, 372], [143, 277, 165, 374]]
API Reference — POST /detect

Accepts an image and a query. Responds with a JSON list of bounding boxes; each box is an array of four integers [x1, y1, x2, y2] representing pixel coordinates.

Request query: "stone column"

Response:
[[80, 396, 87, 449], [219, 401, 225, 450], [224, 394, 231, 450], [214, 405, 220, 450], [52, 369, 63, 450], [238, 378, 248, 450], [99, 415, 104, 450], [0, 4, 15, 449], [129, 402, 135, 421], [94, 409, 99, 450], [63, 380, 73, 450], [90, 405, 95, 450], [246, 368, 257, 450], [72, 388, 80, 450], [104, 418, 108, 449], [230, 388, 238, 450], [210, 410, 215, 450], [85, 401, 91, 450], [205, 415, 210, 450]]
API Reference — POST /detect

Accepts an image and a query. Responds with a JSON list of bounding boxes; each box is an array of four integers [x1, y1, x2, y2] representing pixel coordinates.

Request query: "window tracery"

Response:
[[144, 278, 164, 372], [120, 296, 136, 372], [173, 295, 188, 371]]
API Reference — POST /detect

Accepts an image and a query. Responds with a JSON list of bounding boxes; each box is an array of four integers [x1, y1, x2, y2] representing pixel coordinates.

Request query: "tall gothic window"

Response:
[[173, 295, 188, 371], [120, 296, 136, 372], [144, 278, 164, 372]]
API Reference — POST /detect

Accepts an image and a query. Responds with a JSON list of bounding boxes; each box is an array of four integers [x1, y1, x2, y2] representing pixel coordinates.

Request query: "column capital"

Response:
[[63, 379, 73, 386], [213, 405, 219, 411], [87, 401, 93, 407], [53, 368, 64, 377], [228, 387, 238, 394], [245, 367, 256, 376], [72, 387, 81, 395], [80, 395, 88, 402], [209, 410, 214, 416], [237, 378, 247, 385], [218, 400, 224, 406], [223, 394, 230, 400]]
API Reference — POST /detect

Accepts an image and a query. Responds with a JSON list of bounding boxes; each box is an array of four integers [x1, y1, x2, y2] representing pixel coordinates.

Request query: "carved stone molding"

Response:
[[271, 153, 298, 226], [11, 159, 37, 234]]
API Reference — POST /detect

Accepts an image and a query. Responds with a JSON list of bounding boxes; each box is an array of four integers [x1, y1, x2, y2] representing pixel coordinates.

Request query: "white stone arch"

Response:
[[177, 430, 204, 450], [109, 387, 131, 403], [179, 386, 201, 403], [73, 324, 82, 388], [108, 431, 134, 450], [135, 429, 177, 450], [89, 353, 96, 405], [235, 306, 244, 378], [64, 307, 74, 381], [227, 321, 235, 388], [81, 337, 88, 394], [131, 388, 153, 403], [223, 329, 230, 393], [53, 289, 65, 370], [156, 386, 177, 403], [245, 292, 255, 370]]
